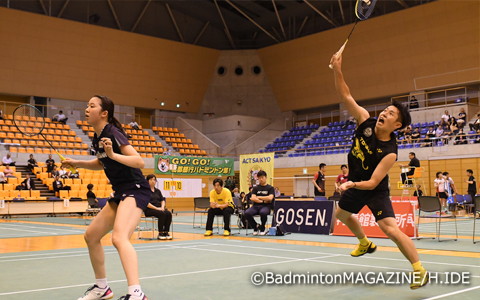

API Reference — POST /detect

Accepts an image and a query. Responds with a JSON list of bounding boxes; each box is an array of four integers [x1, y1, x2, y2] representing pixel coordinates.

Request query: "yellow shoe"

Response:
[[204, 230, 213, 236], [410, 268, 429, 290], [223, 230, 231, 236], [350, 241, 377, 257]]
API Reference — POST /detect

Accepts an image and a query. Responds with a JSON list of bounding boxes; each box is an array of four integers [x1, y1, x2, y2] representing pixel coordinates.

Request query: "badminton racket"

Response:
[[13, 104, 76, 173], [329, 0, 378, 69]]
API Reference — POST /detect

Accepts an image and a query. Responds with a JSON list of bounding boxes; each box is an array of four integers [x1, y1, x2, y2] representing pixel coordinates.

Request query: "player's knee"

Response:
[[111, 234, 127, 249]]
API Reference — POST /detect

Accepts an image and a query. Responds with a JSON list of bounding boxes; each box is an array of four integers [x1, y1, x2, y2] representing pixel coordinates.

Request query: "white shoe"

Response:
[[117, 293, 148, 300], [252, 231, 259, 236], [78, 285, 114, 300], [259, 230, 268, 236], [165, 233, 172, 240]]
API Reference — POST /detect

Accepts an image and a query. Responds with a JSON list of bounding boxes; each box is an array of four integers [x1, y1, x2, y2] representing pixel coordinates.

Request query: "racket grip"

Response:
[[58, 153, 77, 174], [328, 41, 348, 69]]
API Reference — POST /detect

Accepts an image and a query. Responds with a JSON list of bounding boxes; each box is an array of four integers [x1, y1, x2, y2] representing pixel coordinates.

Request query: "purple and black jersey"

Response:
[[92, 124, 148, 190]]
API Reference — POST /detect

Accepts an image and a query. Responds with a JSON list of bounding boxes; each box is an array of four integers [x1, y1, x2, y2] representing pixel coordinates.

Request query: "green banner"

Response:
[[154, 155, 234, 176]]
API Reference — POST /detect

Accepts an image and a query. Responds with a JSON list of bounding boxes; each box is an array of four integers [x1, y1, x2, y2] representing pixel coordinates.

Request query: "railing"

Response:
[[391, 86, 477, 109], [175, 117, 220, 156]]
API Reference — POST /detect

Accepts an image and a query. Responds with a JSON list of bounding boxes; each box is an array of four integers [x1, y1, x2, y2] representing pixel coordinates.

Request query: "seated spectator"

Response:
[[128, 121, 140, 130], [403, 126, 412, 144], [274, 187, 281, 197], [0, 171, 7, 184], [69, 167, 80, 178], [50, 165, 60, 178], [453, 129, 468, 145], [27, 154, 38, 173], [0, 109, 3, 120], [46, 154, 55, 173], [423, 126, 436, 147], [469, 114, 480, 132], [52, 110, 68, 124], [457, 108, 466, 129], [144, 174, 173, 240], [204, 178, 235, 237], [232, 187, 241, 198], [58, 166, 69, 179], [3, 165, 16, 178], [86, 184, 98, 208], [440, 110, 451, 127], [413, 185, 423, 197], [244, 170, 275, 236], [409, 96, 419, 109], [342, 116, 356, 129], [411, 127, 421, 143], [2, 153, 15, 166], [474, 129, 480, 144], [435, 125, 445, 145], [20, 174, 35, 190], [52, 175, 71, 195], [448, 117, 459, 135]]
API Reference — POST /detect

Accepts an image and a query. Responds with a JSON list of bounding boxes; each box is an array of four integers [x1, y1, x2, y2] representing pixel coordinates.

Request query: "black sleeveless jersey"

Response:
[[347, 118, 397, 191]]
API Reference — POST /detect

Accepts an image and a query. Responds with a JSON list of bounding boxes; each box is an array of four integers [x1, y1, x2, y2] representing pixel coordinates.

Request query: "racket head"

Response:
[[13, 104, 46, 137], [355, 0, 377, 20]]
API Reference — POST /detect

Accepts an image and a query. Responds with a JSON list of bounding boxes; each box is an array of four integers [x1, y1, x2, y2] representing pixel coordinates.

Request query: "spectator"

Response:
[[409, 96, 419, 109], [128, 121, 140, 130], [144, 174, 172, 240], [204, 178, 234, 236], [423, 126, 436, 147], [413, 185, 423, 197], [58, 166, 69, 179], [400, 152, 420, 186], [3, 165, 16, 178], [457, 108, 466, 129], [448, 117, 459, 135], [342, 116, 356, 129], [45, 154, 55, 173], [52, 110, 68, 124], [443, 171, 457, 211], [244, 170, 275, 236], [20, 174, 36, 190], [440, 110, 451, 127], [434, 171, 448, 214], [0, 109, 3, 120], [273, 187, 281, 197], [0, 171, 7, 184], [474, 129, 480, 144], [466, 169, 476, 208], [411, 127, 421, 144], [312, 163, 326, 196], [469, 114, 480, 131], [334, 164, 349, 195], [403, 126, 413, 144], [244, 186, 253, 209], [27, 154, 38, 173], [86, 183, 98, 209], [69, 167, 80, 178], [453, 128, 468, 145], [224, 176, 235, 191], [50, 165, 60, 178], [434, 125, 445, 145], [2, 153, 15, 166], [52, 175, 70, 195], [232, 187, 241, 198]]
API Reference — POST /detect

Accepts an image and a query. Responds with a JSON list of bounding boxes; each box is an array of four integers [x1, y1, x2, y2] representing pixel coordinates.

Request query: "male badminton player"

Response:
[[63, 95, 150, 300], [329, 53, 428, 289]]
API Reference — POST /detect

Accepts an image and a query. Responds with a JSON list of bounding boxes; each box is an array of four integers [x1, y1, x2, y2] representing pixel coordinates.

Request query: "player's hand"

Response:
[[61, 157, 77, 169], [329, 52, 343, 71], [100, 138, 114, 158], [339, 181, 355, 192]]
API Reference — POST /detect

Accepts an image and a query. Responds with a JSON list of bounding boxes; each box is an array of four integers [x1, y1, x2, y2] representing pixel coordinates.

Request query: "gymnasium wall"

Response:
[[258, 0, 480, 112], [0, 7, 219, 113]]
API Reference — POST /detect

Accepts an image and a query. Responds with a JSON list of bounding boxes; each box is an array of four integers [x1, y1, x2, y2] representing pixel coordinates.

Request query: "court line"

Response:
[[205, 242, 480, 268], [422, 285, 480, 299]]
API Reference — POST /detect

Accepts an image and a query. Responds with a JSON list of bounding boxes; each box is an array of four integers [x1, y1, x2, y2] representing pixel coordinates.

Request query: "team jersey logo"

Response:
[[363, 127, 373, 137], [352, 138, 369, 170]]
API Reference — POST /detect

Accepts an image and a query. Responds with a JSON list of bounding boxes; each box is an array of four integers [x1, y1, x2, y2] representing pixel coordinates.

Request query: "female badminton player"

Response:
[[63, 95, 150, 300], [329, 53, 428, 289]]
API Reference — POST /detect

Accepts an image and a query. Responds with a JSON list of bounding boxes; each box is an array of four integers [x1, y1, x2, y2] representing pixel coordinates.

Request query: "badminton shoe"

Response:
[[204, 230, 213, 236], [350, 241, 377, 257], [410, 268, 429, 290], [117, 293, 148, 300], [223, 230, 230, 236], [78, 285, 114, 300]]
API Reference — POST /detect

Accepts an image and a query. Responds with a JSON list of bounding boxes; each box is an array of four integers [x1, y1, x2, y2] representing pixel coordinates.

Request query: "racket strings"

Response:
[[356, 0, 377, 20], [13, 105, 46, 137]]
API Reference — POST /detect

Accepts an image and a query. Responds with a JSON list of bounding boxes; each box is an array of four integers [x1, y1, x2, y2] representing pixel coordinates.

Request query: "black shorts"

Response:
[[338, 188, 395, 221], [108, 183, 151, 210], [437, 192, 448, 199]]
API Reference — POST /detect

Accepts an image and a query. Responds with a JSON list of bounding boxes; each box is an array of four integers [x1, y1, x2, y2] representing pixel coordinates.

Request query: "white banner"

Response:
[[156, 178, 202, 198]]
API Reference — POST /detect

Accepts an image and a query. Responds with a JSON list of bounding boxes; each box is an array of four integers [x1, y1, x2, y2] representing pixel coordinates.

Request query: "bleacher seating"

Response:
[[261, 124, 320, 154], [0, 116, 89, 155], [152, 126, 207, 156]]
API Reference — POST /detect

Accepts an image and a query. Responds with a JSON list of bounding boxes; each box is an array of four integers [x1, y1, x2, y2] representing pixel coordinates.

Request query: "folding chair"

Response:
[[473, 196, 480, 244], [193, 197, 210, 228], [417, 196, 458, 242], [137, 210, 174, 240], [244, 207, 274, 236], [233, 197, 245, 234]]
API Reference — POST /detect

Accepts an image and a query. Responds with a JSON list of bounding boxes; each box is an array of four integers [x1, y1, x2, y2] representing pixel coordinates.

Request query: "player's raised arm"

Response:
[[330, 53, 370, 125]]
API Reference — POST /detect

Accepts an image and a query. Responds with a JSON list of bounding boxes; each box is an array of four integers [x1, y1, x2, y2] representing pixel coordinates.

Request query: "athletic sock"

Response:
[[128, 285, 143, 297], [95, 278, 108, 289], [358, 236, 370, 246], [412, 261, 424, 272]]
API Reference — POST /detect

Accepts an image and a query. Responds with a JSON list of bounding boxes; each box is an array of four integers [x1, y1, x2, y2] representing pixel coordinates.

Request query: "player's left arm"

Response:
[[340, 153, 397, 191]]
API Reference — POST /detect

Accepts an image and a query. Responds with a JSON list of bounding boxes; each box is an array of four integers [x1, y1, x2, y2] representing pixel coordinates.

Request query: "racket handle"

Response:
[[57, 153, 77, 174], [328, 40, 348, 69]]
